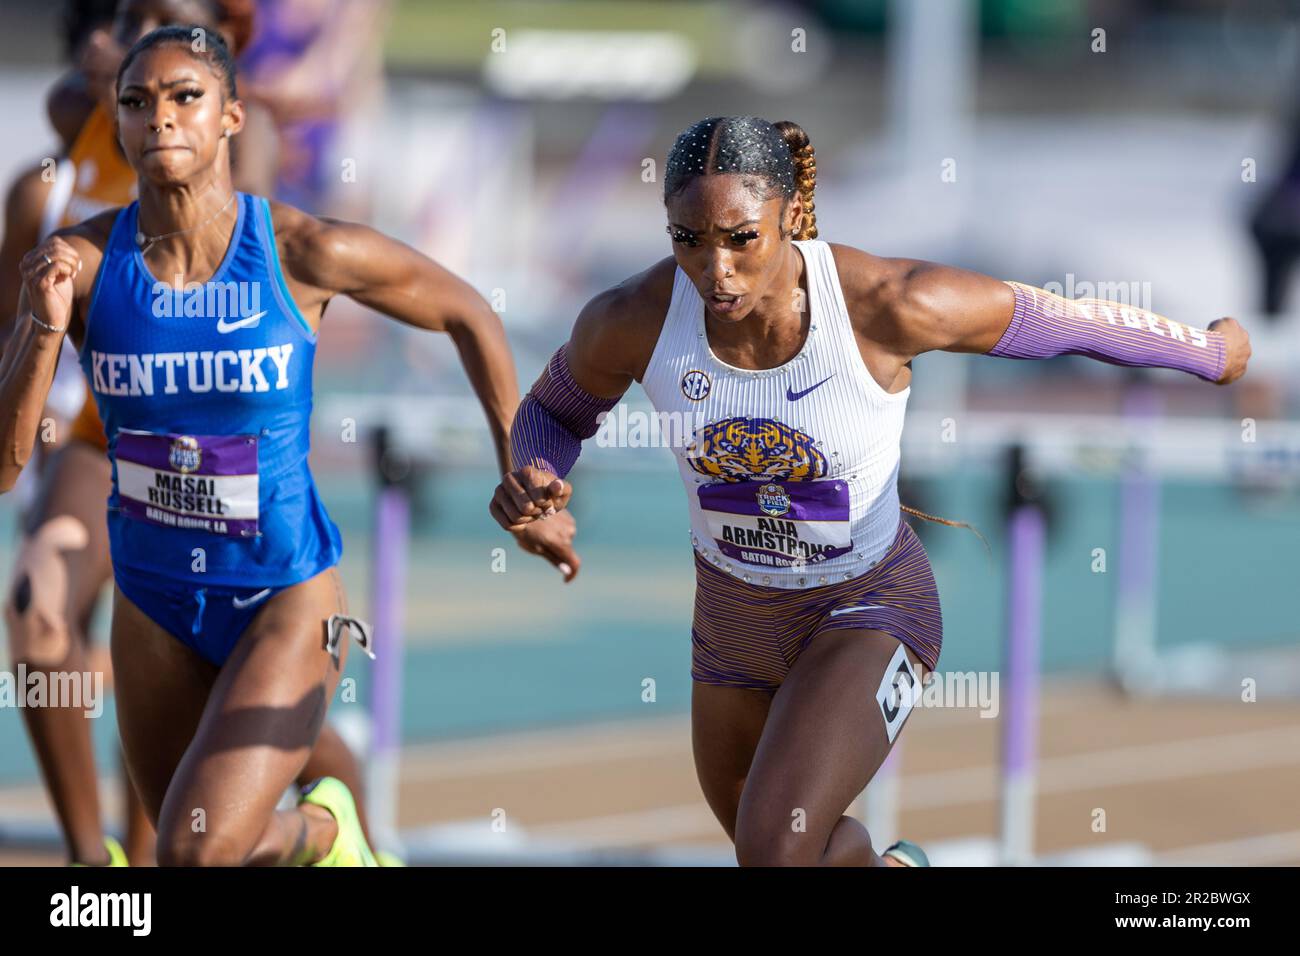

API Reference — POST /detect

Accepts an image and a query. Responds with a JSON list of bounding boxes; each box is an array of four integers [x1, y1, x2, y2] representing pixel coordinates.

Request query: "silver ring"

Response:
[[42, 254, 52, 267]]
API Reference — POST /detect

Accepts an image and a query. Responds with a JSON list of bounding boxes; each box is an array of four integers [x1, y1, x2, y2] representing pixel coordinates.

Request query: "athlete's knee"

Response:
[[155, 800, 260, 867], [154, 826, 250, 867], [733, 807, 827, 866]]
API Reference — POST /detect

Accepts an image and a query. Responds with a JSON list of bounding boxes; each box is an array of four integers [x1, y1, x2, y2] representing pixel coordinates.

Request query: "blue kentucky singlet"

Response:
[[77, 192, 342, 588]]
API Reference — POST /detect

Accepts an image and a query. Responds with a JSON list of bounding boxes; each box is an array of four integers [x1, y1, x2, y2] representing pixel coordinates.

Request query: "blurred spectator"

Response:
[[239, 0, 390, 214]]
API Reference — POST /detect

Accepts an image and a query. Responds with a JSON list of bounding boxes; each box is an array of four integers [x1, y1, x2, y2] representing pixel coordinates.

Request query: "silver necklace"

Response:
[[135, 191, 237, 255]]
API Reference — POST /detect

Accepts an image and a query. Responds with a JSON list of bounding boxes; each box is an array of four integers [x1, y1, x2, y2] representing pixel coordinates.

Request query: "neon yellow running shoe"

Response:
[[69, 836, 128, 867], [298, 777, 378, 867]]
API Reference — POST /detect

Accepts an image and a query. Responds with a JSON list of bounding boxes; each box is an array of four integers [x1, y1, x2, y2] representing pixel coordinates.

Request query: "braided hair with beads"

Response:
[[663, 116, 818, 240]]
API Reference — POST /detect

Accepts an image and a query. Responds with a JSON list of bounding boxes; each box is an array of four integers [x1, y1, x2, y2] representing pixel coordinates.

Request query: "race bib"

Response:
[[115, 430, 259, 537], [698, 479, 851, 568]]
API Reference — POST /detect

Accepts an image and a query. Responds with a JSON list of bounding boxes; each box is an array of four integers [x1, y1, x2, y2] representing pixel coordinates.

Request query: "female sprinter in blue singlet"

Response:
[[0, 0, 301, 869], [0, 25, 576, 866], [491, 116, 1251, 866]]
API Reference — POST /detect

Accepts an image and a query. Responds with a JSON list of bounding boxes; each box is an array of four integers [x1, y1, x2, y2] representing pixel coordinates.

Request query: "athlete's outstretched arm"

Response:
[[289, 218, 519, 475], [490, 271, 662, 534], [288, 214, 582, 577], [866, 259, 1250, 384]]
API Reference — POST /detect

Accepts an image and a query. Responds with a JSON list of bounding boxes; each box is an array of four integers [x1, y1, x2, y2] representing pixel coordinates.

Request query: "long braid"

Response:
[[773, 120, 818, 240], [899, 504, 991, 556]]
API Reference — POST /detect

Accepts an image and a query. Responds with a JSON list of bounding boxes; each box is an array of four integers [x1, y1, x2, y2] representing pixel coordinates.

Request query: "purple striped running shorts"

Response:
[[691, 515, 942, 690]]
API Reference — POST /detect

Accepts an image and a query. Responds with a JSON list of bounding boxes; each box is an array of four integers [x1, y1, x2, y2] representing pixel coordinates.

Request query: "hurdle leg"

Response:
[[368, 429, 411, 856], [1000, 471, 1046, 866]]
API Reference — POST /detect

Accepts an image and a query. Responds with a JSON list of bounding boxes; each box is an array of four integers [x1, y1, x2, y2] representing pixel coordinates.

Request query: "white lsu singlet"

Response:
[[639, 239, 910, 589]]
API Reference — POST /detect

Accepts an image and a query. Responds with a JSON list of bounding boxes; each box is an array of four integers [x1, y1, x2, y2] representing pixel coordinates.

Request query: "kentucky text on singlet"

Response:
[[77, 192, 342, 588]]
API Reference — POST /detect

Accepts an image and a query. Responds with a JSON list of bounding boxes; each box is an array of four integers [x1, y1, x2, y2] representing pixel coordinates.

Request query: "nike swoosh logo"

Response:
[[231, 587, 272, 610], [787, 374, 835, 401], [216, 310, 267, 333], [829, 604, 886, 617]]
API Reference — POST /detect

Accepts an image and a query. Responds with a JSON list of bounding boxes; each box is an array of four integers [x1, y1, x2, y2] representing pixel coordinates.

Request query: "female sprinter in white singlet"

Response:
[[491, 116, 1250, 867]]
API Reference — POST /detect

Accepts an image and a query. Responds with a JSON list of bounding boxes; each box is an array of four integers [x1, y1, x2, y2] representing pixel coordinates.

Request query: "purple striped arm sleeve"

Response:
[[988, 281, 1227, 382], [510, 345, 623, 478]]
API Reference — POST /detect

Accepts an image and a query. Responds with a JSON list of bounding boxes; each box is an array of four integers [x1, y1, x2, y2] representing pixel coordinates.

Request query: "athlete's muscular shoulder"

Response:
[[567, 256, 676, 396], [265, 200, 337, 307], [828, 243, 1015, 357], [54, 206, 118, 249], [268, 199, 432, 312]]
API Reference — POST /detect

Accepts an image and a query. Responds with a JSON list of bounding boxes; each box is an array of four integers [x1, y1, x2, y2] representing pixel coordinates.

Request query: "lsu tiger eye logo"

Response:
[[687, 417, 827, 482], [169, 435, 202, 473], [681, 369, 711, 401]]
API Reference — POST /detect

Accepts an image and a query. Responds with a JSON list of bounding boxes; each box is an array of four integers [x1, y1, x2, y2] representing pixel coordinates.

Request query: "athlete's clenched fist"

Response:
[[20, 237, 82, 333]]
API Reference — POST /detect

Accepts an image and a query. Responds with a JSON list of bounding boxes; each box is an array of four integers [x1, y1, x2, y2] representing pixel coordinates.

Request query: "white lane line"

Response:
[[903, 723, 1300, 809]]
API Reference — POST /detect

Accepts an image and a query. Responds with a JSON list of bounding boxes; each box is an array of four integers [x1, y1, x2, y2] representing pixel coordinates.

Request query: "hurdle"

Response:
[[1111, 379, 1164, 691], [367, 426, 412, 857], [999, 444, 1046, 866]]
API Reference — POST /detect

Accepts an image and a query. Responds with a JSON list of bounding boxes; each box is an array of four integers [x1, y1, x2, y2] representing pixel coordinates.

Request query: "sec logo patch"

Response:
[[681, 369, 711, 401]]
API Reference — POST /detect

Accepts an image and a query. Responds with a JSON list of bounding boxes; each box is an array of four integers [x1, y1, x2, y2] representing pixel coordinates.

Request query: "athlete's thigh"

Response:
[[691, 681, 772, 840], [156, 566, 349, 849], [110, 583, 218, 825], [737, 629, 924, 848]]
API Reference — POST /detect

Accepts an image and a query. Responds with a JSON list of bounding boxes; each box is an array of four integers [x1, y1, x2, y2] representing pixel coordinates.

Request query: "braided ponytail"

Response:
[[900, 504, 991, 554], [773, 120, 817, 240]]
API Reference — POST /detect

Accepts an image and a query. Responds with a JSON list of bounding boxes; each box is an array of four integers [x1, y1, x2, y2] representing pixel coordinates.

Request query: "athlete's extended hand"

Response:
[[489, 465, 572, 531], [512, 508, 580, 582], [1208, 317, 1250, 385], [20, 237, 81, 334]]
